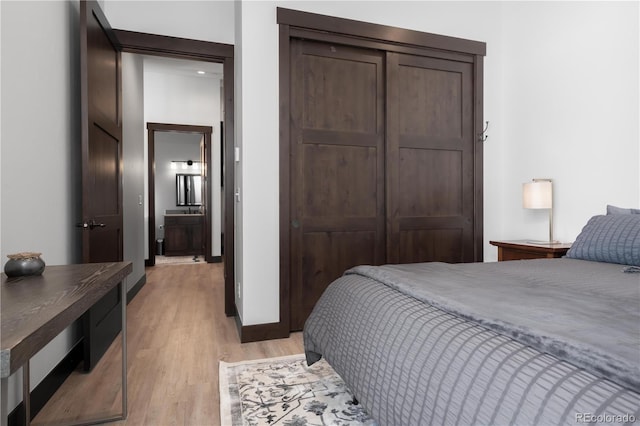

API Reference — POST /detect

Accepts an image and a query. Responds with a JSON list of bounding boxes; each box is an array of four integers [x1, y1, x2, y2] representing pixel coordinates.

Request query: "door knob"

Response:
[[291, 219, 300, 229], [76, 220, 106, 230]]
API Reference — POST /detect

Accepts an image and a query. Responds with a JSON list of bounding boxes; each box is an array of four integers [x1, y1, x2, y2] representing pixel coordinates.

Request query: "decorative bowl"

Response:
[[4, 252, 46, 277]]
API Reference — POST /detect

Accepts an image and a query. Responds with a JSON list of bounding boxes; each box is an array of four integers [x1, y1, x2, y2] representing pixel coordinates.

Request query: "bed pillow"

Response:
[[606, 204, 640, 215], [566, 214, 640, 266]]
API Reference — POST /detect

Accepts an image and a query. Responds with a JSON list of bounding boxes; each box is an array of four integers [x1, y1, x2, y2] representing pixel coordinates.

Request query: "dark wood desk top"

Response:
[[1, 262, 132, 378]]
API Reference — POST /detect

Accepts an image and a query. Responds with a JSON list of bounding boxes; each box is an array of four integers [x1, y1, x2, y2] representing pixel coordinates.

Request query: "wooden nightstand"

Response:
[[490, 240, 572, 261]]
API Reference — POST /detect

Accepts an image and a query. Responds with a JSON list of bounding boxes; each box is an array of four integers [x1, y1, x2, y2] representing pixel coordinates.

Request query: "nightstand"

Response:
[[489, 240, 572, 261]]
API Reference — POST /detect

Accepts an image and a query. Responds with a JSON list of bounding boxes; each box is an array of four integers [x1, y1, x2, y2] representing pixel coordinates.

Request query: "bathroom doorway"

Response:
[[148, 123, 215, 266]]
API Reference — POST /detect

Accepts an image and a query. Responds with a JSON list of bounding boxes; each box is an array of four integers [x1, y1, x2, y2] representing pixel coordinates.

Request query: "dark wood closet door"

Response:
[[289, 39, 385, 330], [386, 53, 475, 264]]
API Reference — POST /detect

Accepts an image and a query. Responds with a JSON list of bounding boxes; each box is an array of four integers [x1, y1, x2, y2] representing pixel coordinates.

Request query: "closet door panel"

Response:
[[303, 144, 378, 218], [398, 66, 463, 139], [398, 148, 463, 217], [302, 54, 378, 133], [290, 40, 385, 330], [400, 228, 463, 263], [300, 230, 376, 326], [387, 53, 475, 264]]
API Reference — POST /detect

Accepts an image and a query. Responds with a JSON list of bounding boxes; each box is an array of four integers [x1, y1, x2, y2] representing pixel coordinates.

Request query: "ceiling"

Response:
[[142, 55, 223, 79]]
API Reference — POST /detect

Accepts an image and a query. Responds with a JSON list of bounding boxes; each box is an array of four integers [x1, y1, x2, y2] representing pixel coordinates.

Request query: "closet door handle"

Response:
[[291, 219, 300, 229]]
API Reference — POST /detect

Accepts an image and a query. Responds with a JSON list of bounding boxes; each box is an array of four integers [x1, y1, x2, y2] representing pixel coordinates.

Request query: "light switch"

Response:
[[234, 147, 240, 162]]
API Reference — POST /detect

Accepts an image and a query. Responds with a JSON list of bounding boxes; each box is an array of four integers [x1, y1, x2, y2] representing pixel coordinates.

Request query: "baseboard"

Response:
[[234, 311, 289, 343], [207, 255, 222, 263], [126, 274, 146, 304], [7, 341, 83, 426]]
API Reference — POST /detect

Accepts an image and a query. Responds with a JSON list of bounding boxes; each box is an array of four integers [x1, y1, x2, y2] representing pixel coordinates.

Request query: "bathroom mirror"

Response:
[[176, 174, 202, 206]]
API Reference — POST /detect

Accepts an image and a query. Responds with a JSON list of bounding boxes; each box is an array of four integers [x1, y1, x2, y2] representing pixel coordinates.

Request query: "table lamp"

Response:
[[523, 178, 558, 243]]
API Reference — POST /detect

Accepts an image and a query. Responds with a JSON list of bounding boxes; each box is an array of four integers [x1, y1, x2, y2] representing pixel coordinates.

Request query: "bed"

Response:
[[304, 213, 640, 425]]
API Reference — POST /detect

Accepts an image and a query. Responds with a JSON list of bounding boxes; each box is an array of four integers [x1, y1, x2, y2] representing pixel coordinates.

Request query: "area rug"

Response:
[[219, 354, 376, 425]]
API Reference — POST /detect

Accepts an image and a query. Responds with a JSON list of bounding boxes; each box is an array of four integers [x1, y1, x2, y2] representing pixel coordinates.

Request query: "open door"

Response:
[[79, 0, 123, 371]]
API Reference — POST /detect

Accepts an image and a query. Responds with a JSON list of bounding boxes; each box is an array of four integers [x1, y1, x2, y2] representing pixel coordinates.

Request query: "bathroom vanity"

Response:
[[164, 214, 204, 256]]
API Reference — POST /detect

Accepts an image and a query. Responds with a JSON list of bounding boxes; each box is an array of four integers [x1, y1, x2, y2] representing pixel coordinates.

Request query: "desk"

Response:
[[1, 262, 132, 426]]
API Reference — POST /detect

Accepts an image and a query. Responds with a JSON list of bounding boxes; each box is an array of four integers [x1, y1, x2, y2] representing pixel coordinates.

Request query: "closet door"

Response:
[[386, 53, 476, 264], [289, 39, 386, 330]]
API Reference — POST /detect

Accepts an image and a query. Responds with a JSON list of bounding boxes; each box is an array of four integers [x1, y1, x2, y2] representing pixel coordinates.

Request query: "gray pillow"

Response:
[[606, 204, 640, 215], [566, 214, 640, 266]]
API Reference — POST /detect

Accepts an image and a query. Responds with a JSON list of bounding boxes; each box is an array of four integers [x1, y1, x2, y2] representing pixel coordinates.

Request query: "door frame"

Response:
[[147, 123, 213, 265], [115, 30, 236, 316], [277, 8, 486, 334]]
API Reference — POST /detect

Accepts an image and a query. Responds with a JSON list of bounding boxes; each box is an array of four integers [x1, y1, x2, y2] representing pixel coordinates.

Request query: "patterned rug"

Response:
[[219, 354, 376, 425]]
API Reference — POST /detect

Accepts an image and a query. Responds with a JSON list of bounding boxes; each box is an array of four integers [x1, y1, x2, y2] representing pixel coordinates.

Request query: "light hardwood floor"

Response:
[[33, 262, 303, 426]]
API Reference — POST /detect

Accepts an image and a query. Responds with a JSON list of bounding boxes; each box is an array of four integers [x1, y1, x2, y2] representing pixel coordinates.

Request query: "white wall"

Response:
[[122, 52, 146, 291], [234, 0, 244, 321], [143, 67, 223, 258], [103, 0, 234, 45], [0, 0, 3, 273], [0, 0, 83, 413], [500, 1, 639, 242]]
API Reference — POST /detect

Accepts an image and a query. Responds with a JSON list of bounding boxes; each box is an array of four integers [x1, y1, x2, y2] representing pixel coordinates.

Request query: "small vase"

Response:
[[4, 252, 46, 277]]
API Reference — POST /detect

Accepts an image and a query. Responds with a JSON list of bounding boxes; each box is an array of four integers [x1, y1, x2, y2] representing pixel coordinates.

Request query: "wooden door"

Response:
[[79, 0, 123, 371], [289, 40, 386, 330], [386, 53, 476, 264]]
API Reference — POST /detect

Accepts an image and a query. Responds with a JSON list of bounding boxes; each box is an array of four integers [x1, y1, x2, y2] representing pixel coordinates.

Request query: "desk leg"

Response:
[[23, 362, 30, 426], [1, 377, 8, 426], [1, 365, 32, 426], [120, 279, 127, 420]]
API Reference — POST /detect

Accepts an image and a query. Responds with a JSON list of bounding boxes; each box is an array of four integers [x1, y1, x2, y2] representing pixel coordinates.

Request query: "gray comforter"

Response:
[[304, 258, 640, 425]]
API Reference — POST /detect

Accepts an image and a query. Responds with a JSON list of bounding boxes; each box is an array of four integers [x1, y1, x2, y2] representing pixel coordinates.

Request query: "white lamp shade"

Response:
[[523, 180, 552, 209]]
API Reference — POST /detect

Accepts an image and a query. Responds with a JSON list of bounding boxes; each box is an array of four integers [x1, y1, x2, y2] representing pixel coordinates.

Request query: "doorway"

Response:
[[116, 29, 236, 316], [147, 123, 214, 266]]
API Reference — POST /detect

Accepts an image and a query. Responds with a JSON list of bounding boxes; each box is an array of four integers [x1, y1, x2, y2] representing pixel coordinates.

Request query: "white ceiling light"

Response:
[[197, 70, 206, 75]]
